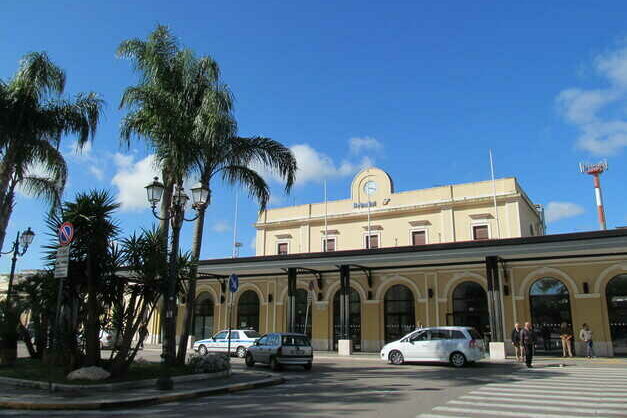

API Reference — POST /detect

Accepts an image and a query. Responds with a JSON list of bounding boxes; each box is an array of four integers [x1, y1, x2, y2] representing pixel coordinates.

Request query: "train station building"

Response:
[[156, 168, 627, 357]]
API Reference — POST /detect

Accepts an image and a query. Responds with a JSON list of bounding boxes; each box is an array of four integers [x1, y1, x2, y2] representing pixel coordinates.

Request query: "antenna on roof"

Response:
[[232, 191, 239, 257], [579, 159, 608, 230]]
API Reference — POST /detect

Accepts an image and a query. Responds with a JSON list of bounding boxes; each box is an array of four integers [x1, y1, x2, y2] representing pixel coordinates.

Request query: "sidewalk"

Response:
[[0, 370, 283, 410]]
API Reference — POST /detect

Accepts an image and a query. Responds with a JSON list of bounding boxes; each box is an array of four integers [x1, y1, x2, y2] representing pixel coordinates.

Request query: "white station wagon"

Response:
[[380, 326, 485, 367], [193, 329, 261, 358]]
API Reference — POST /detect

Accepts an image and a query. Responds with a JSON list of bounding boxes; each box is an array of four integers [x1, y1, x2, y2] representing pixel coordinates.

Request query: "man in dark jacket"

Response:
[[511, 323, 522, 361], [519, 322, 535, 368]]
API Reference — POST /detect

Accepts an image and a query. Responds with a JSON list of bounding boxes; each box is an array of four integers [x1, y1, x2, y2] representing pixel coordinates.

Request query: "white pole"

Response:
[[232, 191, 239, 258], [489, 150, 501, 239], [324, 179, 328, 250]]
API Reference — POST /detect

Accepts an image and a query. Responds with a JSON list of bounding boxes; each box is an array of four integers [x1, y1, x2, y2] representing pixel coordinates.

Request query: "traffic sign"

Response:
[[58, 222, 74, 246], [229, 274, 239, 293], [54, 245, 70, 278]]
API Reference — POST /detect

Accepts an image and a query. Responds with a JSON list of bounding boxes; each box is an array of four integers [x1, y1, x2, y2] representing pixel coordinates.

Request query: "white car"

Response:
[[380, 326, 485, 367], [193, 329, 261, 358]]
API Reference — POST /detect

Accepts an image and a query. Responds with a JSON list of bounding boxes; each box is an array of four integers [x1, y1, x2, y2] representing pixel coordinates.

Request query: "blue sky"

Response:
[[2, 1, 627, 271]]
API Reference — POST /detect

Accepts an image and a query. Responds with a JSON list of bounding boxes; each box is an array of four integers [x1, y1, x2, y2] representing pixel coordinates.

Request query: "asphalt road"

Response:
[[8, 348, 627, 417]]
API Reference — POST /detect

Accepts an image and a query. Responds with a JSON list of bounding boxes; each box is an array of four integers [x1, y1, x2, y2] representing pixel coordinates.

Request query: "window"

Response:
[[282, 335, 310, 346], [365, 234, 379, 249], [323, 237, 336, 252], [428, 329, 450, 340], [410, 331, 428, 342], [450, 330, 466, 340], [229, 331, 239, 340], [213, 331, 228, 340], [277, 242, 288, 255], [257, 335, 269, 345], [411, 230, 426, 246], [472, 225, 489, 240], [244, 330, 261, 338]]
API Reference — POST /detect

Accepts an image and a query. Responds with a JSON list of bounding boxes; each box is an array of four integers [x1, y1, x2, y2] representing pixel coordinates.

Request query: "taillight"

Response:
[[468, 339, 477, 348]]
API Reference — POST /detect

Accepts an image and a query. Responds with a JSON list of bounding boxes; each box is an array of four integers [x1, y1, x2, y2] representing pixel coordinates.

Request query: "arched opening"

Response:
[[529, 278, 572, 354], [384, 285, 415, 343], [288, 289, 312, 338], [193, 293, 214, 340], [237, 290, 260, 331], [451, 281, 489, 336], [606, 274, 627, 356], [333, 288, 361, 351]]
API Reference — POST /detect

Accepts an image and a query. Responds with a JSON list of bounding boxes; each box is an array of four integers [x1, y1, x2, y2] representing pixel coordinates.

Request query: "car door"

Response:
[[252, 335, 269, 362], [228, 331, 240, 354], [257, 334, 273, 363], [428, 329, 451, 361], [404, 330, 430, 360], [212, 331, 228, 352]]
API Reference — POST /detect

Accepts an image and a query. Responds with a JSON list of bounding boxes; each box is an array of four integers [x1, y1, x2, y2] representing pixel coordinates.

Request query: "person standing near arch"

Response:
[[520, 322, 536, 368], [579, 323, 595, 358], [511, 322, 522, 362]]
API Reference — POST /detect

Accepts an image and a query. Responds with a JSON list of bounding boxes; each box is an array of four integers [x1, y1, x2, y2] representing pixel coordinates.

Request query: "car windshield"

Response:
[[282, 335, 310, 346], [244, 331, 261, 338]]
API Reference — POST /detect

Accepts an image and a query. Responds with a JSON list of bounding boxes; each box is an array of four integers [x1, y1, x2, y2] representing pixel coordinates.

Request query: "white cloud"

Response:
[[89, 166, 104, 181], [111, 153, 159, 211], [557, 43, 627, 155], [545, 201, 585, 223], [349, 137, 382, 155], [212, 220, 231, 233]]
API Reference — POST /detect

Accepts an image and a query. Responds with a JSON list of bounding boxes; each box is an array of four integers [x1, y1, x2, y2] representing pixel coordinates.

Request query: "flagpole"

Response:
[[232, 191, 239, 258], [489, 149, 501, 239], [324, 179, 328, 250]]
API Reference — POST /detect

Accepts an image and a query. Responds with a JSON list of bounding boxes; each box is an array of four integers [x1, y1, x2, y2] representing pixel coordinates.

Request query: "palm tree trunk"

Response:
[[176, 204, 207, 365], [85, 251, 100, 366], [0, 176, 17, 252]]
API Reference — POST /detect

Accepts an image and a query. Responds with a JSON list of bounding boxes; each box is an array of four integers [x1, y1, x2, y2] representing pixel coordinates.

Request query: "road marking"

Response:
[[431, 406, 571, 417], [418, 367, 627, 418], [460, 395, 627, 407], [471, 389, 627, 401], [447, 400, 626, 415]]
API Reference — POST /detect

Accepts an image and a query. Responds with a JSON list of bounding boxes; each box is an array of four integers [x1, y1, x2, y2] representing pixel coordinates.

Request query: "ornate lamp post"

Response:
[[2, 227, 35, 304], [145, 178, 208, 390]]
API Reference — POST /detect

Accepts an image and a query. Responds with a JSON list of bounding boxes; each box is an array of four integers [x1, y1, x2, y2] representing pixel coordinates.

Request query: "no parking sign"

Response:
[[58, 222, 74, 246]]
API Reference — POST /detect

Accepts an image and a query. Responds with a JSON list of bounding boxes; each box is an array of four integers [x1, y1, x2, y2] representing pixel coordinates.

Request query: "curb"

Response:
[[0, 375, 284, 410]]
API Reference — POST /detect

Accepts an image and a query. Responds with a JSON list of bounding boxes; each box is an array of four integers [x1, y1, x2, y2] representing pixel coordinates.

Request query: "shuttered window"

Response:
[[472, 225, 489, 240], [366, 234, 379, 249], [277, 243, 288, 255], [411, 230, 426, 246], [324, 238, 336, 252]]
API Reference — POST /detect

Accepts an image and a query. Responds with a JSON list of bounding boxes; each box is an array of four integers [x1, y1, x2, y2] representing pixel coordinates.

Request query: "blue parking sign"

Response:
[[229, 274, 239, 293]]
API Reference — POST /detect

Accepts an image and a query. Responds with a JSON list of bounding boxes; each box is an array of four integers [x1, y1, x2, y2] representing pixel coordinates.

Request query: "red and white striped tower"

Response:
[[579, 160, 608, 230]]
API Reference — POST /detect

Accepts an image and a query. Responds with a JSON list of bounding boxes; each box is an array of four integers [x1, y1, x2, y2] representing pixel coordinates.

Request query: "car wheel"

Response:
[[236, 346, 247, 358], [303, 362, 312, 371], [450, 352, 467, 368], [245, 353, 255, 367], [389, 350, 404, 365], [198, 345, 208, 356], [270, 356, 281, 371]]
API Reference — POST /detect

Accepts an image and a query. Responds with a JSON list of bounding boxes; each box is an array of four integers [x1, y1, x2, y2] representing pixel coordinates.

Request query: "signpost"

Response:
[[53, 246, 70, 278], [227, 274, 239, 357]]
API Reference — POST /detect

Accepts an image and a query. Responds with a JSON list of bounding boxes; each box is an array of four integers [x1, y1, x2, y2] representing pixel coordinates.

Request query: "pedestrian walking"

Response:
[[511, 322, 523, 361], [559, 322, 573, 357], [520, 322, 535, 368], [579, 323, 595, 358]]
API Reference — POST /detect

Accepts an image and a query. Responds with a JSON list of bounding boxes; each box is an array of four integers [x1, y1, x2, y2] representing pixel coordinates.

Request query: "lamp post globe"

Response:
[[190, 183, 209, 207], [20, 227, 35, 248], [145, 177, 165, 206]]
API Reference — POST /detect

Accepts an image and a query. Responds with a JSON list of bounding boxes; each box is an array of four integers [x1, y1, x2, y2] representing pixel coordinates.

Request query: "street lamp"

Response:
[[145, 178, 208, 390], [2, 227, 35, 304]]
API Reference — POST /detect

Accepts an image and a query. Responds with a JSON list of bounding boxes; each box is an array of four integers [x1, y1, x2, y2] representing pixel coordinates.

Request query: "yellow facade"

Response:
[[162, 169, 627, 358], [255, 168, 544, 256]]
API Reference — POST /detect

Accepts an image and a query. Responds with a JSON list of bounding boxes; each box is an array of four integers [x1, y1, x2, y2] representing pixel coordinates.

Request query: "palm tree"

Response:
[[118, 26, 228, 363], [0, 52, 102, 251], [175, 115, 297, 364]]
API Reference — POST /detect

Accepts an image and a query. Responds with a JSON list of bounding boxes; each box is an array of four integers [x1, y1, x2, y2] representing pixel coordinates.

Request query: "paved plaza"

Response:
[[2, 352, 626, 417]]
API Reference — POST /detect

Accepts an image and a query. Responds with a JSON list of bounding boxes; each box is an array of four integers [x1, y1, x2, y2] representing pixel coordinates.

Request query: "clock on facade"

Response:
[[363, 180, 377, 195]]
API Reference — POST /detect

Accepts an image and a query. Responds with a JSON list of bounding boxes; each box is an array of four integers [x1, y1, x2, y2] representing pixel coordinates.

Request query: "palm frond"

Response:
[[220, 165, 270, 211]]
